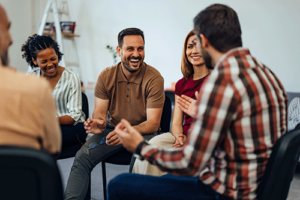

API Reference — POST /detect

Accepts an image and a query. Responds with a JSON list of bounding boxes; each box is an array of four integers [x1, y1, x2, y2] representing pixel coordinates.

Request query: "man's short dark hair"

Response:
[[118, 28, 144, 47], [193, 4, 242, 53]]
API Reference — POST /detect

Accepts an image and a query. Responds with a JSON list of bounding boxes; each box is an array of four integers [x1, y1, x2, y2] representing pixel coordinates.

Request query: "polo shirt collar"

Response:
[[117, 62, 146, 85]]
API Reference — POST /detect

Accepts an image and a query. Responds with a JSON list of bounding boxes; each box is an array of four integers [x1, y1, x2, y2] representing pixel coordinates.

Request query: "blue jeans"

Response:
[[107, 173, 232, 200]]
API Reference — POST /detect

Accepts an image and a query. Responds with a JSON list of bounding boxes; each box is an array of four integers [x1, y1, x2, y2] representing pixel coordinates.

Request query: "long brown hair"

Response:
[[181, 30, 195, 80]]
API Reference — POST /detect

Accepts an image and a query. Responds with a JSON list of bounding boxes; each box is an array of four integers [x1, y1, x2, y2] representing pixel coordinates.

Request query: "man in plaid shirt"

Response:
[[108, 4, 288, 200]]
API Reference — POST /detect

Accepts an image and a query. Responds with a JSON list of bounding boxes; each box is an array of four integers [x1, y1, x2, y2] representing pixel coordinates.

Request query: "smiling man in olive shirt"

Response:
[[65, 28, 165, 200]]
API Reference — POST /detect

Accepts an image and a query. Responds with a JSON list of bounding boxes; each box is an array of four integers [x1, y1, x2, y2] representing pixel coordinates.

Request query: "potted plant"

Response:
[[106, 45, 118, 64]]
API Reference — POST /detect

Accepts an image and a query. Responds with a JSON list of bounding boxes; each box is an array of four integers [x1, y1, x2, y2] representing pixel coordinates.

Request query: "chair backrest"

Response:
[[257, 128, 300, 200], [287, 92, 300, 106], [160, 94, 172, 132], [0, 146, 64, 200], [165, 90, 175, 105], [82, 92, 89, 120]]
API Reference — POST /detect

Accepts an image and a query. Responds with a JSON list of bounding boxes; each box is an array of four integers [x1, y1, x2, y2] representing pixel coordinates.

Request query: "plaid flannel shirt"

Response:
[[142, 47, 288, 200]]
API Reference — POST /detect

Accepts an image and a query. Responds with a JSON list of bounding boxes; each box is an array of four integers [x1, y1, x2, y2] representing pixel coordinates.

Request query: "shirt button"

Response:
[[127, 82, 130, 84], [127, 95, 129, 97], [127, 88, 129, 91]]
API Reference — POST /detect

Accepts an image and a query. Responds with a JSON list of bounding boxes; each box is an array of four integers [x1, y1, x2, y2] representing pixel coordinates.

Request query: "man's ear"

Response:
[[116, 46, 121, 57], [200, 34, 209, 48], [31, 57, 37, 65]]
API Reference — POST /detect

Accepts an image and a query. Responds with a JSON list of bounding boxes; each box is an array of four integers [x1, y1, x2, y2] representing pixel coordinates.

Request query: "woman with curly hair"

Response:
[[133, 30, 210, 176], [21, 34, 86, 153]]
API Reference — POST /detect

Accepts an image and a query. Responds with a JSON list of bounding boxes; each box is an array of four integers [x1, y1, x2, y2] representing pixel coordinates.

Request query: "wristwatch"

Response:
[[134, 140, 149, 160]]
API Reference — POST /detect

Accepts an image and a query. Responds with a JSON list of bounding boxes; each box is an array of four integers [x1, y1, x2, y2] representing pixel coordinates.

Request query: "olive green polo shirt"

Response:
[[95, 62, 165, 127]]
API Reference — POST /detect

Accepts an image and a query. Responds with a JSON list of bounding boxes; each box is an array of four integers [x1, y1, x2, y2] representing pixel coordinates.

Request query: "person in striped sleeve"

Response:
[[22, 35, 87, 154], [108, 4, 288, 200]]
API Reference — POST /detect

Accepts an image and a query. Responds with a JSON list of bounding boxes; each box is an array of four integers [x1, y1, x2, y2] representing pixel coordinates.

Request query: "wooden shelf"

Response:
[[43, 31, 80, 37], [81, 86, 95, 91]]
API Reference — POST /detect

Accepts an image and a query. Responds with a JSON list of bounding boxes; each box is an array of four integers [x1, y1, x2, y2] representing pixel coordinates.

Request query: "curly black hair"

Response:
[[21, 34, 63, 68]]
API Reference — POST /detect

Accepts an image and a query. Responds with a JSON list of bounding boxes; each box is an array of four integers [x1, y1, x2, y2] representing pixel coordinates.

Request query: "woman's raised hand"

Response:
[[177, 91, 199, 118]]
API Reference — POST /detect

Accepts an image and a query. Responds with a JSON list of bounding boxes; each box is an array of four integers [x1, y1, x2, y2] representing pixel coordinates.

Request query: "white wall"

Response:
[[3, 0, 300, 92]]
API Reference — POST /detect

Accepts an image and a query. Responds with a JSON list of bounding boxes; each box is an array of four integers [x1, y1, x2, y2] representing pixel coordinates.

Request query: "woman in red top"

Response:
[[133, 30, 210, 175]]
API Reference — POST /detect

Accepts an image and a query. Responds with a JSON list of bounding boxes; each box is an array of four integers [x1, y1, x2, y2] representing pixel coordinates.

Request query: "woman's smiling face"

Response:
[[32, 48, 59, 77], [186, 35, 204, 67]]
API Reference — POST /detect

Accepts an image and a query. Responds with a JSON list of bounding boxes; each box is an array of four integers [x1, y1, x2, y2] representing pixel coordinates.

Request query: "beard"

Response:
[[1, 51, 9, 66], [201, 47, 214, 70], [122, 56, 143, 73]]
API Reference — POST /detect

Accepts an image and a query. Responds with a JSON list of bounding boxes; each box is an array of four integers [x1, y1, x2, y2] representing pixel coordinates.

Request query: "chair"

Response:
[[58, 92, 91, 200], [101, 94, 172, 199], [158, 94, 172, 133], [165, 90, 175, 105], [257, 128, 300, 200], [287, 91, 300, 105], [0, 146, 63, 200], [58, 92, 89, 159]]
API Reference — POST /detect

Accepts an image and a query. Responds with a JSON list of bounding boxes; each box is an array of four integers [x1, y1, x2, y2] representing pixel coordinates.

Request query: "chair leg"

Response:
[[102, 161, 107, 200], [129, 155, 136, 173], [84, 172, 91, 200]]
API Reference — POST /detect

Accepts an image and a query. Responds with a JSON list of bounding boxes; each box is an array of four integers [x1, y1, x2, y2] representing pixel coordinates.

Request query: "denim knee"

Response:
[[107, 174, 130, 199], [108, 174, 127, 189], [72, 146, 95, 171]]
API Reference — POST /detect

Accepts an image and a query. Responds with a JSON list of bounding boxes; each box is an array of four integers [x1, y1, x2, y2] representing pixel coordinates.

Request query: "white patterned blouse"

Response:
[[29, 67, 86, 125]]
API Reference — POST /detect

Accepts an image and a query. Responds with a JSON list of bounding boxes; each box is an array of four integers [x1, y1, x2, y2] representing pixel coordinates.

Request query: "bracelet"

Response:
[[177, 134, 185, 138], [135, 140, 149, 156]]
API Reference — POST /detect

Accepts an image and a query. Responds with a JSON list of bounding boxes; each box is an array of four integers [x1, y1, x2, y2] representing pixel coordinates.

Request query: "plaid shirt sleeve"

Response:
[[142, 70, 236, 176]]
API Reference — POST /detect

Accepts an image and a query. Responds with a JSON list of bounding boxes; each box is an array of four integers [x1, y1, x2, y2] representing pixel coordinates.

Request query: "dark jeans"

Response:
[[60, 123, 87, 148], [64, 125, 157, 200], [108, 173, 232, 200]]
